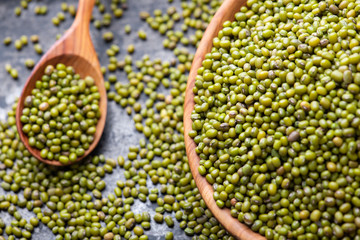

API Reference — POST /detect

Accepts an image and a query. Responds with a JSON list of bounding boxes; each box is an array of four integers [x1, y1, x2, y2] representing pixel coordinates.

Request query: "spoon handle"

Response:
[[54, 0, 99, 69], [36, 0, 97, 63], [73, 0, 96, 32]]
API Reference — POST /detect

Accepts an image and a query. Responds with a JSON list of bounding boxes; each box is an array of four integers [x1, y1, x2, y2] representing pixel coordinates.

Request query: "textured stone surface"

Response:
[[0, 0, 192, 239]]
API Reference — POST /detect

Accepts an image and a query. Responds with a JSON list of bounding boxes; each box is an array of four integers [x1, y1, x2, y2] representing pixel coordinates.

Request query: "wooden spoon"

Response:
[[16, 0, 107, 166], [184, 0, 266, 239]]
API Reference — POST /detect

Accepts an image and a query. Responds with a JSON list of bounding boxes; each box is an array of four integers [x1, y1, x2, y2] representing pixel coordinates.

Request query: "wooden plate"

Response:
[[184, 0, 266, 239]]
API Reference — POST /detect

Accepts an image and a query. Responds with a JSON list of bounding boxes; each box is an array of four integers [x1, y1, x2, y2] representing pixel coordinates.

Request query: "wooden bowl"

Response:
[[184, 0, 266, 239]]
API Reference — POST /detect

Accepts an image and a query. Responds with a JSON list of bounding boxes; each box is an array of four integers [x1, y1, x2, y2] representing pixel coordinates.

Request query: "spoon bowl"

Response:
[[16, 0, 107, 166], [184, 0, 266, 239]]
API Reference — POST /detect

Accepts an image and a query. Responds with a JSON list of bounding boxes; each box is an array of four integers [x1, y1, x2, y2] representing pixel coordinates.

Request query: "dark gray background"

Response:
[[0, 0, 195, 239]]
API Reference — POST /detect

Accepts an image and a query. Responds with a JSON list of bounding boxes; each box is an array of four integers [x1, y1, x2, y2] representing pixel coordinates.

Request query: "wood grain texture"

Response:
[[16, 0, 107, 166], [184, 0, 266, 239]]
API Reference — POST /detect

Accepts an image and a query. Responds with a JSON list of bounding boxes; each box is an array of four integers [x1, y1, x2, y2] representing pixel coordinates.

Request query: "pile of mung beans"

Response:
[[0, 0, 242, 240], [190, 0, 360, 239], [20, 64, 101, 165]]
